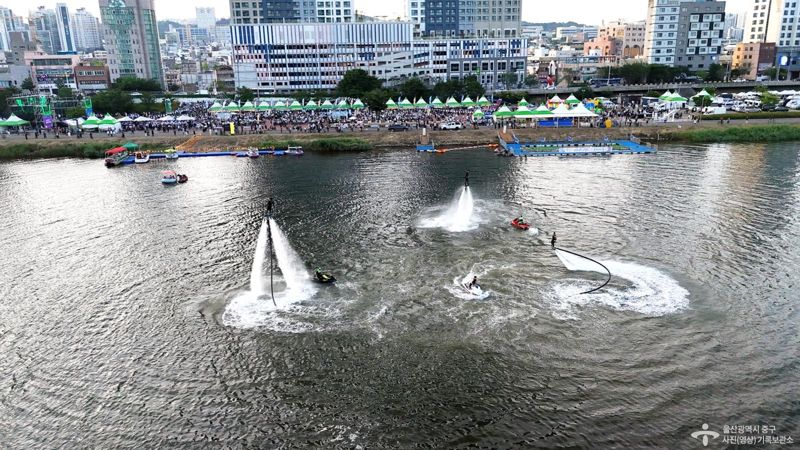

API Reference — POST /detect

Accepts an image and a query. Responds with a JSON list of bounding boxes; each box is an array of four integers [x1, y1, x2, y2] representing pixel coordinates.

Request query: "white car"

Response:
[[439, 122, 463, 130]]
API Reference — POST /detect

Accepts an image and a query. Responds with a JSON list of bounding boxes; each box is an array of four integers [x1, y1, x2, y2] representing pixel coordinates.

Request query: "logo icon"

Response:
[[691, 424, 720, 447]]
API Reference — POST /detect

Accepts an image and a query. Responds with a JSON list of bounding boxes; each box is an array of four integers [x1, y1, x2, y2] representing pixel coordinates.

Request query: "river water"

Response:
[[0, 144, 798, 448]]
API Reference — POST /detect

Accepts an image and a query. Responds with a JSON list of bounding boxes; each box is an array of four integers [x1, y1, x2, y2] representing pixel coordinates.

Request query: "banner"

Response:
[[43, 115, 53, 129], [84, 98, 93, 117], [229, 122, 235, 135]]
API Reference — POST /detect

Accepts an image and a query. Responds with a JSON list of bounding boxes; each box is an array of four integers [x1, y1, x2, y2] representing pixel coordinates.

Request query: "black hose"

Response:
[[267, 217, 276, 307], [555, 247, 612, 295]]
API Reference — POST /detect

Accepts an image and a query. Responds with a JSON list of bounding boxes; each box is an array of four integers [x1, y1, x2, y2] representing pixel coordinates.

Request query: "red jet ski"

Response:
[[511, 218, 530, 230]]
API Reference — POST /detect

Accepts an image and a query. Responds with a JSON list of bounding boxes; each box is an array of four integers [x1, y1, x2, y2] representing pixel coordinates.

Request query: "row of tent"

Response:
[[492, 102, 599, 120], [208, 99, 366, 112], [385, 96, 492, 108]]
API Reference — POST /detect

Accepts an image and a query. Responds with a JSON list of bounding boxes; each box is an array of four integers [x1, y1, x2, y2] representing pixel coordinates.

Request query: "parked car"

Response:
[[739, 107, 762, 113], [387, 124, 410, 132], [762, 105, 789, 112], [439, 122, 463, 130]]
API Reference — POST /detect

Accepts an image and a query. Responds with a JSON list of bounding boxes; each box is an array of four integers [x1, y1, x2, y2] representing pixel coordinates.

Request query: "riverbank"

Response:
[[2, 122, 800, 160]]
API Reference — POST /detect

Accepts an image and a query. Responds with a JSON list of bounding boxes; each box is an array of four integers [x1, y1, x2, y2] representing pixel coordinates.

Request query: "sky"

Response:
[[0, 0, 752, 25]]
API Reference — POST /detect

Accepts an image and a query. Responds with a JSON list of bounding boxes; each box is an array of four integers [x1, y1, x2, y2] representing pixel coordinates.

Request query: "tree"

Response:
[[730, 68, 746, 80], [90, 90, 134, 115], [236, 86, 255, 103], [432, 79, 464, 100], [57, 85, 73, 98], [137, 92, 157, 112], [167, 83, 181, 92], [756, 86, 779, 106], [398, 77, 430, 102], [763, 66, 787, 80], [706, 63, 725, 82], [617, 63, 649, 84], [524, 75, 540, 88], [65, 106, 86, 119], [501, 71, 518, 89], [462, 75, 485, 99], [336, 69, 382, 98], [21, 77, 35, 91], [574, 85, 595, 100], [113, 76, 162, 92], [362, 88, 392, 111]]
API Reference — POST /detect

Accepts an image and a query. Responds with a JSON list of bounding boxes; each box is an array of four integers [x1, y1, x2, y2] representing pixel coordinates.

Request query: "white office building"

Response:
[[55, 3, 76, 53], [231, 21, 527, 94], [645, 0, 726, 68], [196, 7, 217, 30], [71, 8, 103, 51]]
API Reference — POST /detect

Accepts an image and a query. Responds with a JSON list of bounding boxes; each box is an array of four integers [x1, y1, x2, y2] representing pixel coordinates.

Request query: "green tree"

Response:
[[0, 88, 19, 116], [617, 62, 650, 84], [462, 75, 485, 99], [65, 106, 86, 119], [57, 85, 73, 98], [113, 76, 162, 92], [705, 63, 725, 82], [501, 71, 518, 89], [90, 90, 134, 115], [362, 88, 391, 111], [756, 86, 779, 106], [137, 92, 157, 112], [730, 68, 746, 80], [236, 86, 255, 102], [21, 77, 35, 91], [524, 75, 540, 88], [398, 77, 430, 102], [574, 85, 595, 100], [336, 69, 382, 98]]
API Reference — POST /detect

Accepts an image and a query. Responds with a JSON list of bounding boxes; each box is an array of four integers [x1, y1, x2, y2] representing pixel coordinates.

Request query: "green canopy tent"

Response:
[[398, 98, 414, 108], [82, 115, 101, 127], [514, 105, 535, 119], [289, 100, 303, 110], [208, 102, 223, 112], [565, 94, 581, 106], [659, 91, 673, 100], [532, 104, 555, 117], [99, 114, 119, 125], [385, 99, 398, 109], [492, 105, 513, 120], [518, 98, 530, 107], [667, 93, 688, 102], [691, 89, 713, 106], [693, 89, 712, 99], [415, 98, 429, 108], [274, 100, 287, 111], [461, 96, 476, 107], [256, 101, 272, 111], [122, 142, 139, 151], [431, 97, 445, 108], [445, 97, 461, 108], [240, 101, 256, 112], [477, 96, 491, 106], [320, 100, 335, 110], [472, 109, 485, 120], [223, 101, 240, 112], [336, 99, 350, 110], [304, 99, 319, 110], [0, 114, 30, 127], [351, 99, 365, 109]]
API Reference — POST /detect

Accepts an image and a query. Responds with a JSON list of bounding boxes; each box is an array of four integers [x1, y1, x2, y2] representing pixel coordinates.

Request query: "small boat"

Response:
[[177, 174, 189, 183], [314, 270, 336, 284], [134, 151, 150, 163], [246, 148, 260, 158], [164, 149, 179, 160], [511, 218, 530, 230], [104, 147, 129, 167], [461, 283, 483, 296], [287, 146, 304, 156], [161, 170, 178, 185]]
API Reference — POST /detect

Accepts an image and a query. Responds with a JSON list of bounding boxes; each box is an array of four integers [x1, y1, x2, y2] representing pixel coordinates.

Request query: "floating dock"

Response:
[[497, 131, 655, 157], [120, 149, 303, 164], [416, 128, 436, 152]]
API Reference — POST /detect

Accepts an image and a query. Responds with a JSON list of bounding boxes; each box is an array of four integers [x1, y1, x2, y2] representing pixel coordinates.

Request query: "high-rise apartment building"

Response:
[[56, 3, 76, 53], [584, 21, 646, 59], [229, 0, 353, 24], [644, 0, 726, 69], [72, 8, 103, 51], [408, 0, 522, 37], [0, 7, 26, 51], [30, 7, 61, 54], [196, 7, 217, 30], [99, 0, 163, 86]]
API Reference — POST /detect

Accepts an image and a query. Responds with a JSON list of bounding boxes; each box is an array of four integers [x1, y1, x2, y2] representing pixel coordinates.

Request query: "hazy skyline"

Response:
[[0, 0, 751, 25]]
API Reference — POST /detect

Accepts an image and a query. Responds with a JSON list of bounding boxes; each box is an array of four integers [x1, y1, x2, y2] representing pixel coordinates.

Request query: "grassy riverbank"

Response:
[[0, 141, 171, 160], [666, 124, 800, 143]]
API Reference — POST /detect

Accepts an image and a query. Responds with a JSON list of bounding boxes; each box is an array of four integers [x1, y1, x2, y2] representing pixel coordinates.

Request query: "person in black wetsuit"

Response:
[[468, 276, 478, 289], [464, 171, 470, 187], [551, 232, 557, 249], [266, 197, 274, 215]]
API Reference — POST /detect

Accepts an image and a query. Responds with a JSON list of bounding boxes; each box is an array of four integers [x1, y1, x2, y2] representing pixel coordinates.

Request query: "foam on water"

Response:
[[550, 249, 690, 319], [447, 268, 491, 301], [249, 218, 268, 294], [419, 187, 478, 232]]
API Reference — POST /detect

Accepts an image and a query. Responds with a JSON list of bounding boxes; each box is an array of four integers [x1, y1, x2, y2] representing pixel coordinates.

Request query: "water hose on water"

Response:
[[555, 247, 612, 295], [267, 217, 276, 307]]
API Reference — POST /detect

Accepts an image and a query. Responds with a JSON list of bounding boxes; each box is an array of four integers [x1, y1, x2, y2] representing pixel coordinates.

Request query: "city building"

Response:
[[0, 64, 32, 88], [644, 0, 726, 70], [229, 0, 353, 25], [7, 31, 36, 65], [55, 3, 76, 53], [723, 12, 744, 44], [555, 26, 599, 41], [744, 0, 780, 43], [410, 0, 522, 38], [99, 0, 164, 86], [732, 41, 775, 78], [29, 7, 61, 55], [230, 21, 527, 94], [0, 7, 26, 51], [196, 7, 217, 30], [584, 20, 646, 59], [24, 51, 81, 90], [74, 61, 111, 91], [71, 8, 103, 52]]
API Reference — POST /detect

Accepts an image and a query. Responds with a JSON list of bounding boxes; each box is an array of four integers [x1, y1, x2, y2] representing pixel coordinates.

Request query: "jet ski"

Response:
[[314, 270, 336, 284], [461, 282, 483, 296], [511, 218, 530, 230]]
